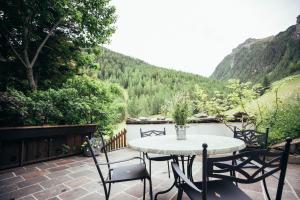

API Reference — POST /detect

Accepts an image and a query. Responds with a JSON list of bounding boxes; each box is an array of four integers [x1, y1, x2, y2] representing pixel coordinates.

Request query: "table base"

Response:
[[154, 155, 195, 200]]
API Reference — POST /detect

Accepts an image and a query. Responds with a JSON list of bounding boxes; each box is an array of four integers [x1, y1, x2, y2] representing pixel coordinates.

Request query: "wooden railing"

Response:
[[104, 128, 127, 152], [0, 124, 97, 170]]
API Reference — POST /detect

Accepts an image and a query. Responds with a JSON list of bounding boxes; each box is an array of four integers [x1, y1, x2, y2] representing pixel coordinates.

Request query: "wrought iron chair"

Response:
[[85, 135, 153, 200], [233, 126, 269, 151], [173, 138, 292, 200], [231, 127, 270, 171], [140, 128, 172, 178]]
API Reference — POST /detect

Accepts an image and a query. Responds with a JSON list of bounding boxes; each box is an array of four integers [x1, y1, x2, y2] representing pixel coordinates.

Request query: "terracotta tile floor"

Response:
[[0, 148, 299, 200]]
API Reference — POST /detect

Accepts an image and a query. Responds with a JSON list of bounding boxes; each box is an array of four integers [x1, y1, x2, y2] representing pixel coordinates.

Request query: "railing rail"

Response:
[[104, 128, 127, 152]]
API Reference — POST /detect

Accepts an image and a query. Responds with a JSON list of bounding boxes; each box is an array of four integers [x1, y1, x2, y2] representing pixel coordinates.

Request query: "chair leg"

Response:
[[107, 183, 112, 199], [149, 160, 152, 177], [263, 178, 272, 200], [143, 179, 146, 200], [177, 188, 183, 200], [148, 177, 153, 200], [167, 160, 170, 178]]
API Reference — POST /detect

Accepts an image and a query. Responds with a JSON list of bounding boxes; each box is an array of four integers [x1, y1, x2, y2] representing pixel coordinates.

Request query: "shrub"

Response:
[[1, 76, 126, 135], [258, 102, 300, 144]]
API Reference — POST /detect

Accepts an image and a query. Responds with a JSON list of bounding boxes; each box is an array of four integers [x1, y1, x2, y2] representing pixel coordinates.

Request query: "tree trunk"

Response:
[[26, 67, 37, 91]]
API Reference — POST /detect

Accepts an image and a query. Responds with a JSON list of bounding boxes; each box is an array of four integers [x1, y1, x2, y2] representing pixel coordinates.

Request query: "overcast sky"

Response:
[[106, 0, 300, 77]]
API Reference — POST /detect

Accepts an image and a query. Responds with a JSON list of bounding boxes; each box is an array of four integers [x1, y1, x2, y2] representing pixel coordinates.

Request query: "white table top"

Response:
[[128, 134, 246, 156]]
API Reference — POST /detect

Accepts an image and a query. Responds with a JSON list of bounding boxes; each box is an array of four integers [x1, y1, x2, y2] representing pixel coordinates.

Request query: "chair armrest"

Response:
[[97, 157, 145, 165], [171, 162, 202, 193]]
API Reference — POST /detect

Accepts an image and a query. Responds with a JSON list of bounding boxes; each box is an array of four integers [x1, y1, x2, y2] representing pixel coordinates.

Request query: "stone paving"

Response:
[[0, 148, 299, 200]]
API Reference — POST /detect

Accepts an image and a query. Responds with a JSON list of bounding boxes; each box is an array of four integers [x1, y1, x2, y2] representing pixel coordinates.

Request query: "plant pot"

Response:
[[175, 125, 187, 140], [83, 147, 101, 157]]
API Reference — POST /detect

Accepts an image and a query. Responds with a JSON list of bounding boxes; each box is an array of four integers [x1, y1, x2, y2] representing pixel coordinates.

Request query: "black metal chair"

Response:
[[231, 127, 270, 172], [140, 128, 172, 178], [233, 126, 269, 151], [85, 135, 153, 200], [173, 138, 292, 200]]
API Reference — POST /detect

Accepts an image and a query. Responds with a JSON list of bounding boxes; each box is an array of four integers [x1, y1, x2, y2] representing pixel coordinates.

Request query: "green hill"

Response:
[[211, 16, 300, 84], [96, 47, 225, 117], [226, 74, 300, 143], [227, 74, 300, 115]]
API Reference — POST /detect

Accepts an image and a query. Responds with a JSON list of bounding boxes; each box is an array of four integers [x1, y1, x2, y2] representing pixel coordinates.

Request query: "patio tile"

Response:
[[124, 182, 148, 198], [68, 164, 92, 173], [111, 192, 138, 200], [0, 183, 18, 194], [78, 192, 104, 200], [241, 189, 264, 200], [69, 169, 95, 178], [40, 175, 72, 188], [0, 176, 24, 186], [239, 182, 262, 192], [46, 169, 71, 178], [0, 148, 299, 200], [14, 167, 40, 175], [81, 180, 105, 194], [33, 184, 69, 200], [18, 195, 37, 200], [17, 175, 49, 188], [22, 170, 46, 180], [0, 172, 15, 181], [0, 184, 43, 200], [48, 197, 61, 200], [67, 161, 87, 168], [47, 165, 69, 172], [36, 162, 58, 170], [56, 159, 75, 166], [58, 187, 89, 200], [65, 176, 92, 188]]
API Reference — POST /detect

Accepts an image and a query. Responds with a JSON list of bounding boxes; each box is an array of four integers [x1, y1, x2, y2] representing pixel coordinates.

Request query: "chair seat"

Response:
[[108, 163, 149, 183], [182, 180, 253, 200], [147, 154, 172, 161]]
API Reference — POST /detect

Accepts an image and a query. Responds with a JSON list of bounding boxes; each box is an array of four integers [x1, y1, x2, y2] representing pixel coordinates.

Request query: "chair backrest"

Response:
[[202, 138, 292, 200], [85, 134, 110, 198], [140, 128, 166, 138], [234, 127, 269, 149]]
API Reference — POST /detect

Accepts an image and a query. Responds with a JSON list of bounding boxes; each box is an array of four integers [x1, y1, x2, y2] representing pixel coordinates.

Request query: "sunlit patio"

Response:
[[0, 148, 299, 200]]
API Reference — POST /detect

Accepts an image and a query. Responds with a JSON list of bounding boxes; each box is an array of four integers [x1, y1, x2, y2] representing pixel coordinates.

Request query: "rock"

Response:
[[233, 112, 248, 118], [139, 117, 150, 121], [270, 138, 300, 154], [193, 113, 208, 118]]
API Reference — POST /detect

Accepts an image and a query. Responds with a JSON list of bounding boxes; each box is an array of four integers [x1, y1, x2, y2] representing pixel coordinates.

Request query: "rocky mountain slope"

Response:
[[211, 15, 300, 83]]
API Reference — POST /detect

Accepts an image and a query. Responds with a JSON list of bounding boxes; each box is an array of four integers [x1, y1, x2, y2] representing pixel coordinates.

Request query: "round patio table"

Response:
[[128, 134, 246, 199], [128, 134, 246, 156]]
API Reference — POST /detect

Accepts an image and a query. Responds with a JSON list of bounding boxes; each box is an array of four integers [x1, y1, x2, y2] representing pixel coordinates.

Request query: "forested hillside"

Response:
[[96, 48, 225, 117], [211, 16, 300, 83]]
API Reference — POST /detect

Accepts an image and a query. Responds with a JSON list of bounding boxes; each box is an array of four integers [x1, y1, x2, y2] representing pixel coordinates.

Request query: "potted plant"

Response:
[[81, 137, 103, 157], [172, 97, 190, 140]]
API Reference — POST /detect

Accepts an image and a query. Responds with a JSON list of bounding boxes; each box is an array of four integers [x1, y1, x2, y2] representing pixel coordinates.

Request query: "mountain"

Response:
[[95, 47, 225, 117], [211, 15, 300, 83]]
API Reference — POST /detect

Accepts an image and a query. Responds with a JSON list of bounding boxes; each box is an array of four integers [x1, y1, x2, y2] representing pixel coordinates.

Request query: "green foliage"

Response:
[[195, 79, 260, 123], [172, 95, 191, 125], [211, 25, 300, 84], [96, 47, 225, 117], [257, 102, 300, 144], [0, 76, 126, 135], [0, 0, 116, 90]]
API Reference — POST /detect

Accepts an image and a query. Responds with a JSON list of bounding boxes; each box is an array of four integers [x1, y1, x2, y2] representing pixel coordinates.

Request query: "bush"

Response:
[[0, 76, 126, 135], [258, 102, 300, 144]]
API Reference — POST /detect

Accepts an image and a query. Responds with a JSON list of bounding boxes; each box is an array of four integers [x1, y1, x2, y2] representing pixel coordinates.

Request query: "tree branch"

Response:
[[0, 29, 27, 67], [30, 18, 62, 68]]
